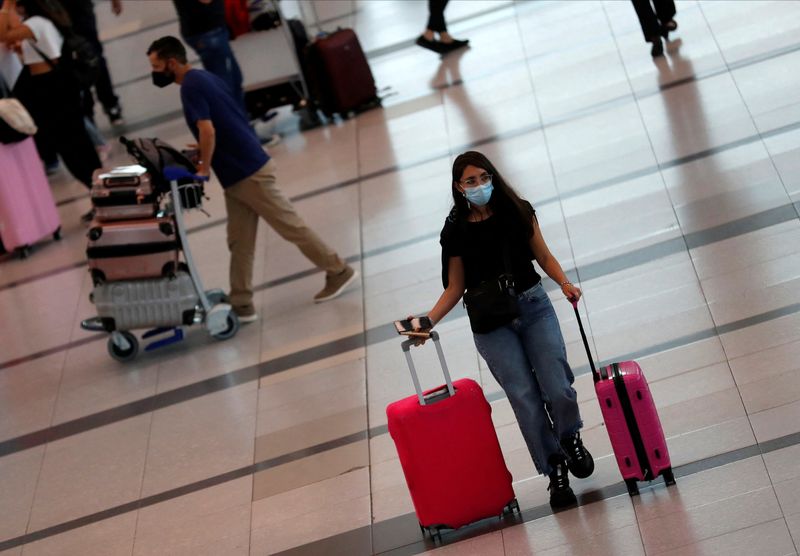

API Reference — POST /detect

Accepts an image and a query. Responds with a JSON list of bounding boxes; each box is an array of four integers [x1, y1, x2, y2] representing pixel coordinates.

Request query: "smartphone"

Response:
[[394, 316, 433, 335]]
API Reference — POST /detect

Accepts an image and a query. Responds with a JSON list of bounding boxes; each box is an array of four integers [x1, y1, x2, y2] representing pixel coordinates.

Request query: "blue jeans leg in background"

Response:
[[184, 26, 246, 114], [473, 282, 583, 476]]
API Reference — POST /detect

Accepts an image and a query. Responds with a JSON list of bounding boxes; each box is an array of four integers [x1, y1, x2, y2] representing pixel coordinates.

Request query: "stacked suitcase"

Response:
[[86, 165, 199, 340]]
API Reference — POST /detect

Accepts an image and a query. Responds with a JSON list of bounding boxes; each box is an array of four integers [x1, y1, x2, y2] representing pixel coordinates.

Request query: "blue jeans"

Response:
[[473, 282, 583, 475], [184, 26, 246, 114]]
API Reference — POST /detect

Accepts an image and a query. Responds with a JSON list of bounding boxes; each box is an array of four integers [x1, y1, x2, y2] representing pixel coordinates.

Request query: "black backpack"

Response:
[[119, 136, 198, 191], [61, 31, 100, 88]]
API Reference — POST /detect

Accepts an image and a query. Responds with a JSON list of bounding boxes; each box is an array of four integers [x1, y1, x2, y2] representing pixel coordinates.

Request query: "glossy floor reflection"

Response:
[[2, 0, 800, 555]]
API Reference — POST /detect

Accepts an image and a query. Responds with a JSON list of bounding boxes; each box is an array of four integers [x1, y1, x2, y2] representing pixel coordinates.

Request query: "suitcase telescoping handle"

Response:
[[401, 331, 456, 406], [571, 300, 601, 383]]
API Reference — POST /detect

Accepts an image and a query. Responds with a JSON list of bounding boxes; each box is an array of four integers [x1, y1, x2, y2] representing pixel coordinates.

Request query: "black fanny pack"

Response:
[[463, 273, 519, 334]]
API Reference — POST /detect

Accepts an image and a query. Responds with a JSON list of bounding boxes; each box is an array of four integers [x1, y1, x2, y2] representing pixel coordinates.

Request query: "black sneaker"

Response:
[[561, 432, 594, 479], [106, 105, 125, 126], [416, 35, 446, 54], [547, 456, 577, 510], [650, 36, 664, 57]]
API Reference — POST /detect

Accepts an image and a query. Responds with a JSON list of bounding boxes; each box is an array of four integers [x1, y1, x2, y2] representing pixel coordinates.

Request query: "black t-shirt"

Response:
[[440, 202, 542, 292], [173, 0, 226, 38]]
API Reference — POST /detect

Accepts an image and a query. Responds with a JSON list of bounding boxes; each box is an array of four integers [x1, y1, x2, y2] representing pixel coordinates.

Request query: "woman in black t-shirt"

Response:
[[413, 151, 593, 509]]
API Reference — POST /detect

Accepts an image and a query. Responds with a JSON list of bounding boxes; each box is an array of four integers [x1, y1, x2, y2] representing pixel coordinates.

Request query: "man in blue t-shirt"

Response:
[[146, 36, 356, 322]]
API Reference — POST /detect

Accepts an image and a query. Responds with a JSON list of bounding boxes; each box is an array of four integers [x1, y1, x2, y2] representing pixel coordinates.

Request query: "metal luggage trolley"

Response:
[[234, 0, 320, 129], [81, 167, 239, 362]]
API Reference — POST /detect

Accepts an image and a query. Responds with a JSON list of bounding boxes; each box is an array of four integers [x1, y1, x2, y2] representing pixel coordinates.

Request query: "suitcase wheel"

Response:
[[419, 524, 444, 543], [625, 478, 640, 497], [107, 331, 139, 362], [662, 467, 676, 486], [16, 245, 32, 259], [502, 498, 521, 516], [53, 227, 62, 241], [91, 269, 106, 286]]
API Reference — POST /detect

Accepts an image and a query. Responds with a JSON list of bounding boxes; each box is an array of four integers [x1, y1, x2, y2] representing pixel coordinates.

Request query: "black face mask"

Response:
[[151, 70, 175, 88]]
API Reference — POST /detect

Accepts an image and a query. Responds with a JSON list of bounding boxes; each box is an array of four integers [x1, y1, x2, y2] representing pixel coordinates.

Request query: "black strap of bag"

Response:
[[28, 31, 98, 88]]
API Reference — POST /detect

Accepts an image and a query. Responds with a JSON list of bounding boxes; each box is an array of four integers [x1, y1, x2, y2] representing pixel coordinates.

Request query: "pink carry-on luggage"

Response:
[[386, 332, 519, 542], [86, 216, 180, 284], [91, 166, 158, 222], [572, 300, 676, 495], [0, 136, 61, 257]]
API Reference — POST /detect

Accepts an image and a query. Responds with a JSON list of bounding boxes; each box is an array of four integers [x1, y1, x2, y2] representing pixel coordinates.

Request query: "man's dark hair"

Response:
[[147, 36, 188, 64]]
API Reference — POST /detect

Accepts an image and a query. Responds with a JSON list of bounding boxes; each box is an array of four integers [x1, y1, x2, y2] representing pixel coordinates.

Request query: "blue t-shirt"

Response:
[[180, 69, 268, 188]]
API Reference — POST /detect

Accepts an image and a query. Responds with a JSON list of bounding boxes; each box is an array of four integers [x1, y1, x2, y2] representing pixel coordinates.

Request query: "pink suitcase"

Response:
[[573, 301, 676, 496], [386, 332, 518, 542], [91, 168, 158, 222], [86, 216, 180, 284], [0, 137, 61, 257]]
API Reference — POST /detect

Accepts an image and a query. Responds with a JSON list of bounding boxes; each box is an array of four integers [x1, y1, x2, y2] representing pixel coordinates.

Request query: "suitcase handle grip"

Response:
[[571, 299, 600, 383], [401, 331, 456, 406]]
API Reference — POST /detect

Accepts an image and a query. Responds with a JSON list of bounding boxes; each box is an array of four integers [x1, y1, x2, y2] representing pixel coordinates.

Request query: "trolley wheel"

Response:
[[662, 467, 676, 486], [53, 227, 62, 241], [625, 478, 640, 497], [107, 331, 139, 362], [212, 312, 240, 341]]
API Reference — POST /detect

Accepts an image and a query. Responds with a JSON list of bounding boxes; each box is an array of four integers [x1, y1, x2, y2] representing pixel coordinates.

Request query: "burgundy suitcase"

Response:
[[91, 167, 158, 222], [305, 28, 379, 117], [386, 332, 518, 541], [0, 136, 61, 257], [573, 301, 676, 496], [86, 216, 180, 284]]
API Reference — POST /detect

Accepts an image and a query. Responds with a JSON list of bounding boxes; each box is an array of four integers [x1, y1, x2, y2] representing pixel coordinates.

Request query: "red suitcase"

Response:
[[305, 28, 380, 117], [91, 167, 158, 222], [86, 216, 180, 284], [386, 332, 518, 541], [0, 136, 61, 257], [573, 301, 676, 495]]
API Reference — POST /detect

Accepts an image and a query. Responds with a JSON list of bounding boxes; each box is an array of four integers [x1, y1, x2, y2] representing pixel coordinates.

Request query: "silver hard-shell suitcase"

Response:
[[93, 271, 199, 331]]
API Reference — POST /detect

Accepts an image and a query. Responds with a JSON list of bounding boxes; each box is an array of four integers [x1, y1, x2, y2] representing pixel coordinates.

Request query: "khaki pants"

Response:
[[224, 160, 345, 310]]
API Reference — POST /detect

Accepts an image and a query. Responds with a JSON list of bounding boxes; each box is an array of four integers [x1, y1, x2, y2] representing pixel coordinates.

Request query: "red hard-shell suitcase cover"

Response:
[[595, 361, 671, 480], [387, 378, 515, 529], [312, 29, 376, 113]]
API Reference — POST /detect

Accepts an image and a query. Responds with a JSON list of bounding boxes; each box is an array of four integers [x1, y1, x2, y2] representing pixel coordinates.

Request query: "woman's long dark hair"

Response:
[[18, 0, 72, 30], [451, 151, 534, 239]]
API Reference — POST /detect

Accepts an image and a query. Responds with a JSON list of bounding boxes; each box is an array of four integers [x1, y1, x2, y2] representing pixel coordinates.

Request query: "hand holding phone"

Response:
[[394, 316, 433, 335]]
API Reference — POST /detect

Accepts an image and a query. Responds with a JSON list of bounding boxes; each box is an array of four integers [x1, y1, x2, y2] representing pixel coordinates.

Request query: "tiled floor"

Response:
[[1, 0, 800, 554]]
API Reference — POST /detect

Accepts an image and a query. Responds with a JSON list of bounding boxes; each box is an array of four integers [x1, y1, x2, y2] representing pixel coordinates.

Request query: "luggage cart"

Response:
[[234, 0, 321, 129], [81, 166, 239, 362]]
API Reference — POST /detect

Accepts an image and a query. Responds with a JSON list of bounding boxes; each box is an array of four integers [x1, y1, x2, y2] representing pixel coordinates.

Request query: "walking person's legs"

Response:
[[474, 320, 578, 509], [224, 161, 357, 303], [72, 7, 123, 124], [631, 0, 665, 56], [516, 283, 594, 479], [184, 27, 246, 115], [417, 0, 468, 54], [224, 191, 260, 321]]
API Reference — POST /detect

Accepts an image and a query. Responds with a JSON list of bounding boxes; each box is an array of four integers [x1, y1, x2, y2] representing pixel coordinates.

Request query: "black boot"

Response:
[[561, 432, 594, 479], [547, 455, 577, 510], [650, 36, 664, 57]]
